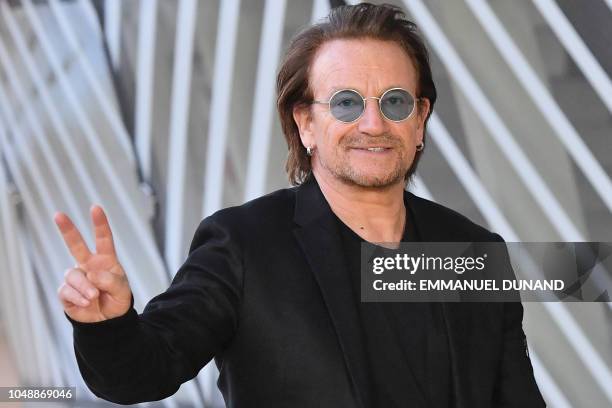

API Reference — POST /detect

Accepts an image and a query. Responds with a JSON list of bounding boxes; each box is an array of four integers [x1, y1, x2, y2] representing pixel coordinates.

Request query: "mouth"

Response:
[[351, 147, 393, 153]]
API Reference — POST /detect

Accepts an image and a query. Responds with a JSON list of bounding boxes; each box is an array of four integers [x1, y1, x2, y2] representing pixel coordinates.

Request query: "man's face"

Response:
[[294, 38, 430, 188]]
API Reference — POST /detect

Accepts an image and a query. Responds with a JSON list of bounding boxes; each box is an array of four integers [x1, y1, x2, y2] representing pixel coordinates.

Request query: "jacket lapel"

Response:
[[406, 191, 473, 408], [292, 176, 372, 408], [439, 305, 472, 408]]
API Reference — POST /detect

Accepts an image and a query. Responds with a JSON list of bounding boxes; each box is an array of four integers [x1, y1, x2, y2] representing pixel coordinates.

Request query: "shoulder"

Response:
[[189, 186, 297, 251], [209, 186, 296, 227], [406, 191, 504, 242]]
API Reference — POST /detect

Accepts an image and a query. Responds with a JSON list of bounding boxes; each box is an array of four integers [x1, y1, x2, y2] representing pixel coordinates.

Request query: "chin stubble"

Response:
[[320, 148, 408, 188]]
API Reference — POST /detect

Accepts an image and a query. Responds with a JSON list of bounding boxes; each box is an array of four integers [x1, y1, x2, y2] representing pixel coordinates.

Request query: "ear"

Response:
[[416, 97, 431, 144], [293, 104, 315, 148]]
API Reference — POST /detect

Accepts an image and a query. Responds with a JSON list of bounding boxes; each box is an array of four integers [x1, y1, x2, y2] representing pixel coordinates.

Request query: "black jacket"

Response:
[[69, 175, 546, 407]]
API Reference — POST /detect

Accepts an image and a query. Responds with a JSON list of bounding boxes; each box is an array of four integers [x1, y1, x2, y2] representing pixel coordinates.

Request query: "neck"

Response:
[[313, 168, 407, 243]]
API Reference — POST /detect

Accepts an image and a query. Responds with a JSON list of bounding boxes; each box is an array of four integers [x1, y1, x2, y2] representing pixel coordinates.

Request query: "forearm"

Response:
[[68, 304, 213, 405]]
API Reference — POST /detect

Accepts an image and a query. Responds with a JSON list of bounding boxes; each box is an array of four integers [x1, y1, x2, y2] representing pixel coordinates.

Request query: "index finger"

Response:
[[54, 212, 92, 264]]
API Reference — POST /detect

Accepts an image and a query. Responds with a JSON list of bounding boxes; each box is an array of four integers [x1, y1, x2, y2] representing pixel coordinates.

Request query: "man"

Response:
[[55, 3, 545, 407]]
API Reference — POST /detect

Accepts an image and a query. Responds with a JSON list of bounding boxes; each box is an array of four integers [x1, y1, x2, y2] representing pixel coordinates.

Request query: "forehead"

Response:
[[309, 38, 417, 95]]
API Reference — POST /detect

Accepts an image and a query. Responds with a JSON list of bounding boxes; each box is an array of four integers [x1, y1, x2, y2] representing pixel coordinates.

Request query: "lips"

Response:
[[351, 147, 392, 152]]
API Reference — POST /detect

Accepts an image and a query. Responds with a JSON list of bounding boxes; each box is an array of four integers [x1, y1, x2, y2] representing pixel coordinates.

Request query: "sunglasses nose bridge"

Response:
[[361, 96, 382, 113], [361, 96, 388, 121], [363, 96, 382, 103], [358, 96, 388, 127]]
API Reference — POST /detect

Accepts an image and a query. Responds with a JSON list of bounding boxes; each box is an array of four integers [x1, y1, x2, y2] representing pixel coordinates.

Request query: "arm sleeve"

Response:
[[66, 215, 243, 405], [492, 301, 546, 407], [489, 233, 546, 407]]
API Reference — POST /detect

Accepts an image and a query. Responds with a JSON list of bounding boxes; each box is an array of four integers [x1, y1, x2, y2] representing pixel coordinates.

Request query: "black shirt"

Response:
[[334, 204, 452, 408]]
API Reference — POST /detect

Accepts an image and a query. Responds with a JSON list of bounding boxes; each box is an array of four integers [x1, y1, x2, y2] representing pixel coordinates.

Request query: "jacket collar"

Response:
[[293, 173, 330, 227], [293, 173, 438, 233]]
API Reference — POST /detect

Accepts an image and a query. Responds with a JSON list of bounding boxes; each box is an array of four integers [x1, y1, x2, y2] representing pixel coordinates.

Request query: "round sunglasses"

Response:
[[312, 87, 420, 123]]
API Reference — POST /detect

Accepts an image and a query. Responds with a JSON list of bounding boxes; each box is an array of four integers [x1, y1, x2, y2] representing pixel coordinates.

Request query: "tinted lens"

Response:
[[329, 90, 364, 122], [380, 89, 415, 121]]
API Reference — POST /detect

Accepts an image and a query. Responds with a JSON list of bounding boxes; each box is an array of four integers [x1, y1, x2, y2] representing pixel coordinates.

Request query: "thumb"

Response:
[[88, 270, 130, 296]]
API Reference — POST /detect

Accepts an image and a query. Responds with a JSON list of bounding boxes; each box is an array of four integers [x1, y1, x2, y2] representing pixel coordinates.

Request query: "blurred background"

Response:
[[0, 0, 610, 406]]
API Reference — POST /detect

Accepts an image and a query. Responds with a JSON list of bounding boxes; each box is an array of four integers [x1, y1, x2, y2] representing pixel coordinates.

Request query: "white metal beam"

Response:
[[543, 301, 612, 403], [528, 341, 573, 408], [244, 0, 287, 201], [103, 0, 121, 71], [134, 0, 159, 181], [531, 0, 612, 113], [79, 0, 103, 39], [203, 0, 241, 217], [164, 0, 198, 273]]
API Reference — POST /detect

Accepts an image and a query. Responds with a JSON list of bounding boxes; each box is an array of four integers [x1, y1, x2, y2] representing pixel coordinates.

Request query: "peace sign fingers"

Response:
[[55, 205, 132, 323]]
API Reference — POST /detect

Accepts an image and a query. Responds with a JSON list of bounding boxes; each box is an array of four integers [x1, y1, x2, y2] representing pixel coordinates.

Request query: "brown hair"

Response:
[[276, 2, 437, 185]]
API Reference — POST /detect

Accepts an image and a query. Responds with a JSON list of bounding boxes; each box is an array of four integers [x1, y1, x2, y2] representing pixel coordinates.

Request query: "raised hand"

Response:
[[55, 205, 132, 323]]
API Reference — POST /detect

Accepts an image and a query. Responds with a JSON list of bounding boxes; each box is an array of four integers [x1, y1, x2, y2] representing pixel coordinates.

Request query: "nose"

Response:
[[357, 97, 387, 136]]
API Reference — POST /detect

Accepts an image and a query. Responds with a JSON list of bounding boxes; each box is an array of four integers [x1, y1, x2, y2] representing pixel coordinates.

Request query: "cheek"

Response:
[[315, 121, 347, 151], [389, 124, 415, 147], [403, 121, 422, 142], [311, 115, 327, 142]]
